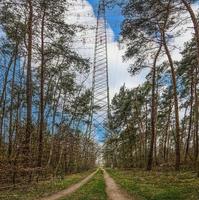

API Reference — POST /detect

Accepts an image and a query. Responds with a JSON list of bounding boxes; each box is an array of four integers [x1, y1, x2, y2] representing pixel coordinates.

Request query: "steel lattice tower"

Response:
[[88, 0, 110, 138]]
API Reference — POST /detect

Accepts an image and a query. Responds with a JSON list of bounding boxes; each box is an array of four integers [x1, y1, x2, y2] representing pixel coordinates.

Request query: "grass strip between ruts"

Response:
[[62, 169, 107, 200]]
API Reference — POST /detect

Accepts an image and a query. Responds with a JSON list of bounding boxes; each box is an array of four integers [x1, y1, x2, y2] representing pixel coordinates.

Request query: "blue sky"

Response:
[[87, 0, 199, 40], [87, 0, 123, 40], [79, 0, 199, 141]]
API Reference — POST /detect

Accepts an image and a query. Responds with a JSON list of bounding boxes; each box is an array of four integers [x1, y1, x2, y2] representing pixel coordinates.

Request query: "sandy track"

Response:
[[103, 169, 134, 200], [40, 170, 97, 200]]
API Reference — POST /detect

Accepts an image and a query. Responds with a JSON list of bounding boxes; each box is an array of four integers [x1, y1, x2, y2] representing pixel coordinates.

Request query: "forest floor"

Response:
[[107, 168, 199, 200], [1, 168, 199, 200], [0, 169, 95, 200]]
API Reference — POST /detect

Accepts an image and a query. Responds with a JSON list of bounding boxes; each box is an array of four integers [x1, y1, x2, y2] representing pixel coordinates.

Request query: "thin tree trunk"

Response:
[[181, 0, 199, 176], [0, 51, 16, 108], [24, 0, 33, 161], [8, 44, 18, 159], [46, 88, 62, 167], [38, 8, 46, 168], [0, 52, 15, 151], [145, 100, 148, 162], [154, 72, 159, 166], [147, 45, 162, 171], [161, 28, 181, 170], [182, 104, 188, 156], [163, 101, 173, 162], [0, 88, 7, 153], [184, 70, 194, 163], [194, 67, 199, 167]]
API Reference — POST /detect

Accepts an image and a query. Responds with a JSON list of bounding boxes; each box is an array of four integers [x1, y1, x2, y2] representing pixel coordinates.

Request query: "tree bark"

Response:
[[194, 67, 199, 166], [162, 31, 181, 171], [38, 7, 46, 168], [180, 0, 199, 174], [24, 0, 33, 162], [147, 45, 162, 171], [8, 44, 18, 159], [163, 100, 173, 162], [184, 69, 194, 163], [0, 50, 15, 149]]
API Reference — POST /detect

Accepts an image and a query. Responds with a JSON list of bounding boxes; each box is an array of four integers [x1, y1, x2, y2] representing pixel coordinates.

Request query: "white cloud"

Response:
[[65, 0, 199, 141], [66, 0, 145, 101], [66, 0, 199, 101], [107, 41, 146, 99]]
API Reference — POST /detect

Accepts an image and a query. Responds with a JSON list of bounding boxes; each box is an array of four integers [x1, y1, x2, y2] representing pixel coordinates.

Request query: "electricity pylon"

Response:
[[88, 0, 110, 139]]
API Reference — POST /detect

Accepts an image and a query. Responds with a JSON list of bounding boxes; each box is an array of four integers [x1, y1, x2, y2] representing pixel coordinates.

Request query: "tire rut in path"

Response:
[[103, 169, 134, 200], [40, 170, 97, 200]]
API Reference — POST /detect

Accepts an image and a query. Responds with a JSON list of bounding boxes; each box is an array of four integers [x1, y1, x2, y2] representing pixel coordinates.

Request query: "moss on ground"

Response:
[[107, 168, 199, 200]]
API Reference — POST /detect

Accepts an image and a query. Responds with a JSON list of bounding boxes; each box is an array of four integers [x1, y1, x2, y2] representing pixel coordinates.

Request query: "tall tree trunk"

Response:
[[181, 0, 199, 175], [154, 74, 159, 166], [24, 0, 33, 161], [147, 45, 162, 171], [194, 67, 199, 167], [162, 31, 181, 171], [8, 45, 18, 159], [145, 100, 148, 162], [156, 0, 181, 171], [38, 8, 46, 168]]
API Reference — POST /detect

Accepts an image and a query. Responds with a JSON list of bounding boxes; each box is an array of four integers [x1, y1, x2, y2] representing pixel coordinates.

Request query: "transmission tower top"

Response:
[[88, 0, 110, 139]]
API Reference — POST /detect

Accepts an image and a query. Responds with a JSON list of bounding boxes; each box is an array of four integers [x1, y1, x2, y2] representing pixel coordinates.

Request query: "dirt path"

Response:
[[103, 169, 133, 200], [40, 170, 97, 200]]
